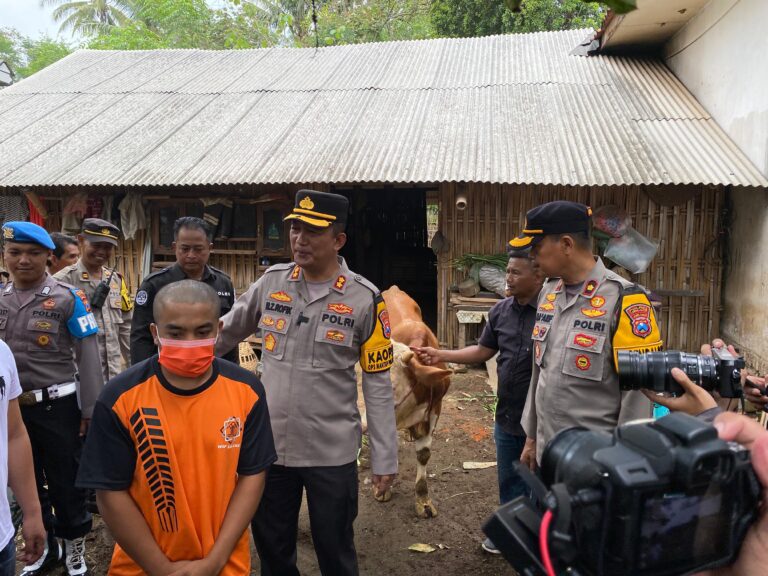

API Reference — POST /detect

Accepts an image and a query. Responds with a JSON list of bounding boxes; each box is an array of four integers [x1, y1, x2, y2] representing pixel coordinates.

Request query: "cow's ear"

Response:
[[407, 358, 452, 386]]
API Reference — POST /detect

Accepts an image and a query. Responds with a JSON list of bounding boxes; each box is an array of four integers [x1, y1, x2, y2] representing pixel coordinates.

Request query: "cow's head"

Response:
[[391, 340, 452, 389]]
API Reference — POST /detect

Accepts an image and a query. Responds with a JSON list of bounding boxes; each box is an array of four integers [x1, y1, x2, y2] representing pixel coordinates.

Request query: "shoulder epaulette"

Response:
[[143, 266, 173, 281], [208, 265, 232, 279], [352, 273, 380, 296], [264, 262, 295, 274], [603, 269, 635, 289]]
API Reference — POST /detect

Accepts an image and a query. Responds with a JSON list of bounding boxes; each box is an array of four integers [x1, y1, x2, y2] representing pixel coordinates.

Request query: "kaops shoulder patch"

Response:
[[360, 294, 393, 373], [67, 288, 98, 339], [612, 288, 663, 368], [120, 277, 133, 312]]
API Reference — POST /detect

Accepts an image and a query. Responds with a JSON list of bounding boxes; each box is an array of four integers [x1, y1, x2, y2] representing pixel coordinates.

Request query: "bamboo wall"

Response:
[[436, 183, 726, 352]]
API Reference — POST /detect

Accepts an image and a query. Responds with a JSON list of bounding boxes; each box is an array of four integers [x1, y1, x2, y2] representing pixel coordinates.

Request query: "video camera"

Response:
[[483, 413, 760, 576], [617, 348, 745, 399]]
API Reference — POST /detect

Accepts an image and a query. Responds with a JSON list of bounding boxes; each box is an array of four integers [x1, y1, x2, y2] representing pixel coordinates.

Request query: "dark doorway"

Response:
[[336, 187, 438, 330]]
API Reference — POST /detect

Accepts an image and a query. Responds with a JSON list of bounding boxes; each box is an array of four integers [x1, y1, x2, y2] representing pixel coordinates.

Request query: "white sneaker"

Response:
[[64, 537, 89, 576], [482, 537, 501, 555]]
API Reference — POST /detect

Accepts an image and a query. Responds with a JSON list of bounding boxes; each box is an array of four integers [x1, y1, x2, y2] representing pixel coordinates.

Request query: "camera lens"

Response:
[[617, 351, 719, 394], [541, 427, 612, 488]]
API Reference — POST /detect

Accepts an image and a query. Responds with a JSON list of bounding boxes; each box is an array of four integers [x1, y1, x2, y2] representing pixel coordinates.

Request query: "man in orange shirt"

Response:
[[77, 280, 276, 575]]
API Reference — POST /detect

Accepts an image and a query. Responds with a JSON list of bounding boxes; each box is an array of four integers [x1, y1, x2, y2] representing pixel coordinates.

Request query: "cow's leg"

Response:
[[411, 414, 438, 518]]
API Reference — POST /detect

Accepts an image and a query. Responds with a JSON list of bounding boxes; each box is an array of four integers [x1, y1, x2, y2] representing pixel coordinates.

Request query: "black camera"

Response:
[[483, 413, 760, 576], [617, 348, 745, 398]]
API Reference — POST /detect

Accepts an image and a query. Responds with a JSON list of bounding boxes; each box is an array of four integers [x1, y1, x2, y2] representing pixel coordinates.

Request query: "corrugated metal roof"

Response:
[[0, 29, 765, 188]]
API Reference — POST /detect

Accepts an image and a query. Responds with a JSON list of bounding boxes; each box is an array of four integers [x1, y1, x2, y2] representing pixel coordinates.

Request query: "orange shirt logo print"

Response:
[[219, 416, 242, 448]]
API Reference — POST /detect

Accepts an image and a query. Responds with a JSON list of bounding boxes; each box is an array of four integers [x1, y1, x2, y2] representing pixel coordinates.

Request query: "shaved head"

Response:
[[154, 280, 221, 322]]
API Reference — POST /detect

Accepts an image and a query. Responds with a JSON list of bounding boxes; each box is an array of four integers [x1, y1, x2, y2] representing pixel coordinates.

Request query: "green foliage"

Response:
[[0, 28, 72, 80], [87, 0, 275, 50], [304, 0, 434, 47], [431, 0, 605, 37], [41, 0, 137, 37]]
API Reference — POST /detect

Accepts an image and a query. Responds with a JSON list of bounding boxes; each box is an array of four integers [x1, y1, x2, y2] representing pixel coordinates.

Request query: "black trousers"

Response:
[[20, 394, 92, 540], [252, 462, 359, 576]]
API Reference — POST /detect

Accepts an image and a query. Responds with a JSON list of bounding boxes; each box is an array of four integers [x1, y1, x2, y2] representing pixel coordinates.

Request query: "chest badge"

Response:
[[590, 296, 605, 308], [42, 298, 56, 310], [625, 303, 653, 338], [264, 333, 277, 352], [379, 309, 391, 339], [538, 302, 555, 312], [269, 291, 292, 303], [581, 308, 606, 318], [328, 303, 353, 315], [545, 293, 556, 302], [37, 335, 50, 346], [220, 416, 241, 444], [575, 354, 591, 371], [325, 329, 346, 342], [262, 316, 275, 327], [573, 333, 597, 348], [275, 318, 286, 331]]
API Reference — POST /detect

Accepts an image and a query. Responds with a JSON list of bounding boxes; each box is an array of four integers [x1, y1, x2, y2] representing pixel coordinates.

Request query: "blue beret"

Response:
[[2, 221, 55, 250]]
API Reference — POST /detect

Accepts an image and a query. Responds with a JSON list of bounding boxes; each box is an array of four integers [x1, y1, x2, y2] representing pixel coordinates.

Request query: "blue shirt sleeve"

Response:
[[67, 288, 99, 339]]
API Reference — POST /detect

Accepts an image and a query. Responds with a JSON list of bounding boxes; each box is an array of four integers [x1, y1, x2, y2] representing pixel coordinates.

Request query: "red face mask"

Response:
[[158, 337, 216, 377]]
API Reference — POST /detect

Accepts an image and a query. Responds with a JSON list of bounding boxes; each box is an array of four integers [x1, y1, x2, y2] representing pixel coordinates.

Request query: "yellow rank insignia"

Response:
[[299, 196, 315, 210], [546, 293, 556, 302], [334, 275, 347, 291], [539, 302, 555, 312], [264, 333, 277, 352], [290, 266, 301, 280]]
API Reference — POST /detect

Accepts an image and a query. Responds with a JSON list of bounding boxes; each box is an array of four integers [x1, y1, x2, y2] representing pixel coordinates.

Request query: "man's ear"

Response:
[[334, 232, 347, 252], [150, 323, 159, 345]]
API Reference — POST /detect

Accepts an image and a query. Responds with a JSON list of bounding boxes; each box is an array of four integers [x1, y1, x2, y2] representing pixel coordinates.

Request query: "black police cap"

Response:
[[284, 190, 348, 229], [509, 201, 592, 248]]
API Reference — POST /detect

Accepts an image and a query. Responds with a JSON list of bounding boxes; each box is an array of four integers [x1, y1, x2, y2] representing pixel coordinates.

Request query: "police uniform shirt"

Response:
[[54, 260, 133, 382], [0, 274, 105, 418], [521, 258, 663, 461], [215, 258, 399, 475], [130, 263, 236, 365]]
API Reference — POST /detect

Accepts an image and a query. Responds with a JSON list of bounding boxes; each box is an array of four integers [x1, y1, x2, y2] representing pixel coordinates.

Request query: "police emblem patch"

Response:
[[299, 196, 315, 210], [264, 333, 277, 352], [539, 302, 555, 312], [34, 321, 52, 330], [2, 227, 13, 239], [135, 290, 148, 306], [590, 296, 605, 308], [37, 335, 50, 346], [546, 293, 556, 302], [575, 354, 591, 371], [220, 416, 241, 444], [325, 329, 345, 342], [269, 291, 292, 303], [379, 309, 391, 339], [624, 303, 653, 338], [262, 316, 275, 327], [573, 333, 597, 348], [43, 298, 56, 310], [328, 303, 353, 315], [581, 308, 606, 318]]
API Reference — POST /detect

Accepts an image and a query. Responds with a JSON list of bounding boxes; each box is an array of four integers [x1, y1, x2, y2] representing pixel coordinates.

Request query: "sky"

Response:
[[0, 0, 66, 40], [0, 0, 231, 41]]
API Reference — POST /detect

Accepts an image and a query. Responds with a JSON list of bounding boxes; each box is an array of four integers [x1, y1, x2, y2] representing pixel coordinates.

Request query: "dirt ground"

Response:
[[17, 368, 516, 576]]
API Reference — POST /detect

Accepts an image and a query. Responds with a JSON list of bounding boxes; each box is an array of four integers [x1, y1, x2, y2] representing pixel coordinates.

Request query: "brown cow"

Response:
[[358, 286, 452, 518]]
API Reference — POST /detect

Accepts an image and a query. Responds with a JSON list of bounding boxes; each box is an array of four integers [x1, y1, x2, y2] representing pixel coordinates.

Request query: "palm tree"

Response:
[[250, 0, 332, 44], [41, 0, 137, 36]]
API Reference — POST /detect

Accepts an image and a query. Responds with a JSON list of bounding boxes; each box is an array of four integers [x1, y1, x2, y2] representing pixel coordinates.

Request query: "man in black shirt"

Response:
[[412, 247, 543, 554], [130, 217, 238, 365]]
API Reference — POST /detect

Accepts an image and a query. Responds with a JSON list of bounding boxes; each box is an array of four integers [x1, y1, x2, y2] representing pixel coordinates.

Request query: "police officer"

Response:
[[0, 222, 104, 576], [510, 201, 663, 467], [54, 219, 133, 382], [216, 190, 398, 576], [130, 216, 237, 365]]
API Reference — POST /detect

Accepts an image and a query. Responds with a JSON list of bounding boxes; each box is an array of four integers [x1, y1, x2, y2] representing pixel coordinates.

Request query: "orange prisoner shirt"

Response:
[[77, 358, 276, 576]]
